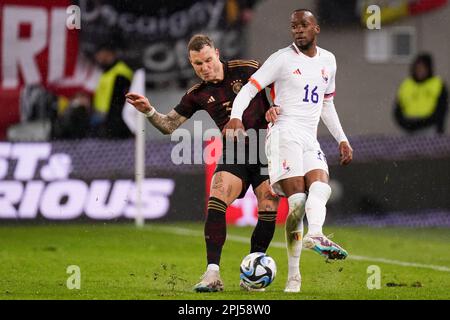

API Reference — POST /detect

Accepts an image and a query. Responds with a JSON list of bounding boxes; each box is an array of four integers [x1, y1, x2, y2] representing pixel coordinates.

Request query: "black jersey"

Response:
[[174, 60, 271, 132]]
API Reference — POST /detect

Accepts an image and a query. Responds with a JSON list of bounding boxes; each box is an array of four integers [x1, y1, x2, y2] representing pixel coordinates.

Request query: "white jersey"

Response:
[[250, 43, 336, 141], [229, 42, 347, 195]]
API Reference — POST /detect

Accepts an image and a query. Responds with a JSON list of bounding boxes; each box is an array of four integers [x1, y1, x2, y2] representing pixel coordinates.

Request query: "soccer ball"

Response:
[[239, 252, 277, 289]]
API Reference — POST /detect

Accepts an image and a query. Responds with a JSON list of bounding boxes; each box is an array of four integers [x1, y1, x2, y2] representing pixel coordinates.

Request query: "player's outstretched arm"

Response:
[[126, 93, 187, 135]]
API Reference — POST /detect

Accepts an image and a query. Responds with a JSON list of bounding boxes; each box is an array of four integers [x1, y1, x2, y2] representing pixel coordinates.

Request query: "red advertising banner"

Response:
[[0, 0, 97, 139]]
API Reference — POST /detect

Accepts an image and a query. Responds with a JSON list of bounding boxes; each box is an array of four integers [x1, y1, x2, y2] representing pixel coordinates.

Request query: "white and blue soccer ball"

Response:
[[240, 252, 277, 289]]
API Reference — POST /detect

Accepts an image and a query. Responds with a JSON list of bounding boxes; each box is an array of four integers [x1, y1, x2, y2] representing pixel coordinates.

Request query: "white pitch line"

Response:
[[149, 225, 450, 273]]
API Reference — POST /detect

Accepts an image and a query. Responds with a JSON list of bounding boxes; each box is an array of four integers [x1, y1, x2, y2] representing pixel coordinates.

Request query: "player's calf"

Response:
[[250, 211, 277, 253]]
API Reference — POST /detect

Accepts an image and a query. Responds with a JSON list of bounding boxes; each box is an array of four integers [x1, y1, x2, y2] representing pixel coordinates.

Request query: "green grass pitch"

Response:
[[0, 223, 449, 300]]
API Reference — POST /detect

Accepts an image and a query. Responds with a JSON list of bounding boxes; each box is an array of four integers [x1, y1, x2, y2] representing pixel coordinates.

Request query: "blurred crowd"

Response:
[[4, 1, 448, 141]]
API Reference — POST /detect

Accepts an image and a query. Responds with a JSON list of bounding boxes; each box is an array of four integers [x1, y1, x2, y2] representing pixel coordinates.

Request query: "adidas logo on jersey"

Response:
[[207, 96, 216, 103], [293, 68, 301, 75]]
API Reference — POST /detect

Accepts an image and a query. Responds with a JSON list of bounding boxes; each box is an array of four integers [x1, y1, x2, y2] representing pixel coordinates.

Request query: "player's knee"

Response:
[[209, 174, 242, 205], [308, 181, 331, 202]]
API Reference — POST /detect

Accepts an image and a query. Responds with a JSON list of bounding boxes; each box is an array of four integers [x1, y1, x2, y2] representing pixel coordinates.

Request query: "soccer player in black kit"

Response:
[[126, 34, 278, 292]]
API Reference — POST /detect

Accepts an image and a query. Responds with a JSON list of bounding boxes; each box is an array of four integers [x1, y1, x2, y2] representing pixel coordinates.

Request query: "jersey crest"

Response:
[[321, 68, 329, 84], [231, 79, 243, 94]]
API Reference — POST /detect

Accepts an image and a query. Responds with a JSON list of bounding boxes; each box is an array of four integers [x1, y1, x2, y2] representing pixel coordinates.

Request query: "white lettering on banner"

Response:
[[0, 142, 71, 181], [168, 11, 189, 38], [17, 181, 45, 219], [0, 179, 175, 220], [205, 1, 224, 29], [99, 5, 118, 27], [142, 30, 240, 83], [40, 153, 72, 181], [143, 43, 176, 72], [0, 143, 12, 179], [118, 13, 136, 33], [2, 6, 47, 88], [11, 143, 51, 180], [85, 180, 132, 220], [40, 180, 87, 220], [1, 5, 78, 90], [0, 181, 23, 218], [49, 9, 68, 84], [125, 179, 175, 219], [79, 0, 224, 38], [0, 142, 175, 220]]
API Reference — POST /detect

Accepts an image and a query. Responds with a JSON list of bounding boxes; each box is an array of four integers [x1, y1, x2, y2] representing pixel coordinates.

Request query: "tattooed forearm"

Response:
[[147, 109, 187, 135]]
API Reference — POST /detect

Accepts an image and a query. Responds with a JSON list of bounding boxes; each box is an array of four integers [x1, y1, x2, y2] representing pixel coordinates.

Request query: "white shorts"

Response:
[[265, 127, 329, 196]]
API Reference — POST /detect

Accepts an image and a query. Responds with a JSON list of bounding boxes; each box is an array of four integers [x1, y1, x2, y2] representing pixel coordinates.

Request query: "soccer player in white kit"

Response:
[[223, 9, 353, 293]]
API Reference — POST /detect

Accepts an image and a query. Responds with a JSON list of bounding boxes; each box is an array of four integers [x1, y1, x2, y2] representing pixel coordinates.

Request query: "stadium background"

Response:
[[0, 0, 449, 301], [1, 0, 449, 226]]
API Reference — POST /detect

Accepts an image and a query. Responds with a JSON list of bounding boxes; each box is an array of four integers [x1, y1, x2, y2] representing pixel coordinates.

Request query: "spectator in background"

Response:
[[52, 92, 91, 139], [90, 41, 134, 139], [394, 53, 448, 135], [225, 0, 261, 25], [52, 41, 134, 140]]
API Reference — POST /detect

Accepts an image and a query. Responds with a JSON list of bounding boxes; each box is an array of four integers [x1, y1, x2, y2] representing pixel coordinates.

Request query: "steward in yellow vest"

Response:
[[394, 53, 448, 134]]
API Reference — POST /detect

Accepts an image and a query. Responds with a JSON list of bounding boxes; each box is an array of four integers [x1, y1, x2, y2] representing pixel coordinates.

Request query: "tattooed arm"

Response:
[[146, 109, 187, 135], [125, 93, 187, 135]]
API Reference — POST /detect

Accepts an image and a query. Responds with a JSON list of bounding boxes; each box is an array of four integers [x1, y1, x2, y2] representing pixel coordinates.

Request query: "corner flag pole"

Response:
[[135, 107, 145, 228], [130, 69, 146, 228]]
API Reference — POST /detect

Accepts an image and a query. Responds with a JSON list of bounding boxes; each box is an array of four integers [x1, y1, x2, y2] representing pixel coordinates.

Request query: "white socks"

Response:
[[305, 181, 331, 235], [207, 264, 220, 272], [286, 193, 307, 278]]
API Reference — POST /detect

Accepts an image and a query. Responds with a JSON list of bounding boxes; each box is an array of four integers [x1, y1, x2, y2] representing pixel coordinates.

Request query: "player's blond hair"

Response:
[[188, 34, 215, 52]]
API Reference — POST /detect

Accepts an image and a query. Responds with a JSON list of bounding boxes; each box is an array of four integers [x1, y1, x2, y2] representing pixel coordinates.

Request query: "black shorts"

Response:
[[214, 138, 268, 199]]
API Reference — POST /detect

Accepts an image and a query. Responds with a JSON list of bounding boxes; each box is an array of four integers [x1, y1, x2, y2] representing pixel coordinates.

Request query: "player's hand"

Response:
[[339, 141, 353, 165], [222, 118, 247, 142], [265, 105, 280, 124], [125, 92, 154, 114]]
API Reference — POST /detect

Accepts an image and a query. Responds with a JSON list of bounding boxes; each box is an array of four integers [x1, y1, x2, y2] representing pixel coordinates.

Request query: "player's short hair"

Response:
[[291, 8, 319, 24], [292, 8, 314, 15], [188, 34, 215, 52]]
